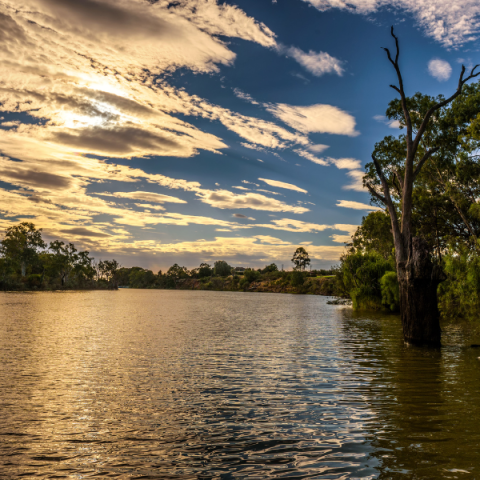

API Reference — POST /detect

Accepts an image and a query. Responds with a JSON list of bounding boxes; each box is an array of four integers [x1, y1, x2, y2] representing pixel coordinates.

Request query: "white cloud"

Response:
[[267, 103, 358, 136], [330, 234, 352, 243], [258, 178, 308, 193], [195, 189, 310, 213], [101, 191, 187, 204], [233, 213, 256, 220], [328, 157, 362, 170], [303, 0, 480, 48], [309, 144, 330, 153], [285, 46, 344, 76], [374, 115, 401, 129], [342, 170, 366, 192], [256, 189, 282, 196], [233, 88, 259, 105], [336, 200, 382, 211], [428, 59, 452, 81], [147, 235, 345, 260], [294, 149, 329, 166]]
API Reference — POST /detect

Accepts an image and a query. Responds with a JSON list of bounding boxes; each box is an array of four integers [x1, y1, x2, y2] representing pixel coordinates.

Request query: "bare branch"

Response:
[[382, 27, 413, 152], [382, 47, 396, 69], [413, 147, 440, 181], [391, 26, 400, 64]]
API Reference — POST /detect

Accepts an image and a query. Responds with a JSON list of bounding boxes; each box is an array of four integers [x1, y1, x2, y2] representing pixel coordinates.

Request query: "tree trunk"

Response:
[[397, 237, 442, 346], [21, 261, 26, 277]]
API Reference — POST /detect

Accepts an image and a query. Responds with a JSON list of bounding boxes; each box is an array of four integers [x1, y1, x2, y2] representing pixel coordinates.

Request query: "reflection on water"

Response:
[[1, 291, 480, 479]]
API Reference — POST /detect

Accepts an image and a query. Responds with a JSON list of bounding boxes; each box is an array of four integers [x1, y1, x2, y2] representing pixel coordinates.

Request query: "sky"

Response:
[[0, 0, 479, 271]]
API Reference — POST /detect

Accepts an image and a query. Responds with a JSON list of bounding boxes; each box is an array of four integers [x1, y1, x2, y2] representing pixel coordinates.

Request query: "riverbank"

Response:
[[168, 274, 338, 295]]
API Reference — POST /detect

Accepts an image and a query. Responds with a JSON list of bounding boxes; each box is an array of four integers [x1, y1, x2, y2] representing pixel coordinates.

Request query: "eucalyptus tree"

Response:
[[364, 28, 480, 346], [291, 247, 310, 271], [98, 259, 121, 289], [0, 222, 46, 277]]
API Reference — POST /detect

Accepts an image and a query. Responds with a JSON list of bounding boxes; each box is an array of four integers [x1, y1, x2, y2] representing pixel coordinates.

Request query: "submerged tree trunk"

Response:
[[397, 238, 442, 346], [365, 28, 479, 347]]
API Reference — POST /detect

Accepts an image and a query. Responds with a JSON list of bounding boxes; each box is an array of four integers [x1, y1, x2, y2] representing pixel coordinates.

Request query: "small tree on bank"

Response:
[[365, 28, 480, 346], [291, 247, 310, 271], [214, 260, 232, 277]]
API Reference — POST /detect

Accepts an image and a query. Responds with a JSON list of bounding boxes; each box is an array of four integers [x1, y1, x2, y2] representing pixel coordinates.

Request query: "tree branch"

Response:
[[382, 27, 413, 153], [371, 154, 402, 242], [413, 146, 440, 181], [394, 167, 404, 190], [413, 64, 480, 153], [366, 183, 386, 204]]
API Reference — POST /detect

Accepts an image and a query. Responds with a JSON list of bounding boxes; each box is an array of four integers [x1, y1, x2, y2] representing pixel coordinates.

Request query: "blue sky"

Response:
[[0, 0, 479, 270]]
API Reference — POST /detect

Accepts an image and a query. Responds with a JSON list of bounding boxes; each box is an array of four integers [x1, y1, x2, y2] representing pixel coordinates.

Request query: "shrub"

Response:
[[341, 251, 395, 310], [380, 271, 399, 311], [244, 268, 261, 283], [290, 270, 305, 287], [438, 248, 480, 321]]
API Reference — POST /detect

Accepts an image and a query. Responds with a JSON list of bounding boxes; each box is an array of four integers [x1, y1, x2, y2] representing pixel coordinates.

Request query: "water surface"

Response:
[[1, 290, 480, 479]]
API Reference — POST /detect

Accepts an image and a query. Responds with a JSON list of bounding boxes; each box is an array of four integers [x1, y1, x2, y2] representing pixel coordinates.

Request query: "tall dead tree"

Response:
[[367, 28, 480, 346]]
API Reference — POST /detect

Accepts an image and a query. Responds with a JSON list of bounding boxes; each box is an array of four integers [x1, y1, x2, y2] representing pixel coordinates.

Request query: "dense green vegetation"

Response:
[[0, 223, 335, 294], [0, 222, 120, 290], [331, 73, 480, 324]]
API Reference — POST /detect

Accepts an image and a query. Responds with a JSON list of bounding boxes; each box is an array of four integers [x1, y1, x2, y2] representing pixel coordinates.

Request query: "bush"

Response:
[[214, 260, 232, 277], [380, 271, 399, 311], [290, 270, 305, 287], [341, 251, 395, 310], [26, 273, 43, 289], [438, 249, 480, 321], [244, 268, 261, 283]]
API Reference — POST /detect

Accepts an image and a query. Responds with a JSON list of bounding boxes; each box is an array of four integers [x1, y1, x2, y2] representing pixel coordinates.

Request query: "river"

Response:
[[1, 290, 480, 479]]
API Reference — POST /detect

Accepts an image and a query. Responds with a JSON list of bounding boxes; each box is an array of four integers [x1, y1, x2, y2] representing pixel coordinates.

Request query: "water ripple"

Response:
[[1, 290, 480, 479]]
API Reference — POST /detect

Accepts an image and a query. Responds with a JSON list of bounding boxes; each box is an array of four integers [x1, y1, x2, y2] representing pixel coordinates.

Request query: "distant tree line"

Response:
[[0, 223, 334, 293]]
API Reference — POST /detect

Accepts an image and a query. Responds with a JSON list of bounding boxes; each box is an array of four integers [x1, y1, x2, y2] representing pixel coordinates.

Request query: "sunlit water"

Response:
[[1, 291, 480, 479]]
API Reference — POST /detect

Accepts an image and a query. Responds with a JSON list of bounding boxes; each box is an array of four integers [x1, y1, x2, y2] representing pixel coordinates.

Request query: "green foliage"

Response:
[[166, 264, 189, 285], [0, 222, 115, 290], [290, 270, 305, 287], [438, 248, 480, 320], [341, 251, 395, 310], [262, 263, 278, 274], [244, 268, 261, 283], [380, 271, 400, 311], [291, 247, 310, 271], [197, 263, 213, 278], [0, 222, 46, 277], [350, 211, 394, 259], [129, 268, 156, 288], [214, 260, 232, 277], [98, 259, 121, 289]]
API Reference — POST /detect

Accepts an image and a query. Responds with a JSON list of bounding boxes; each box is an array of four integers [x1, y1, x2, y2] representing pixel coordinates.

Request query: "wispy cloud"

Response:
[[258, 178, 308, 193], [303, 0, 480, 48], [284, 46, 344, 76], [233, 88, 259, 105], [374, 115, 401, 129], [100, 191, 188, 204], [336, 200, 382, 211], [267, 103, 359, 136]]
